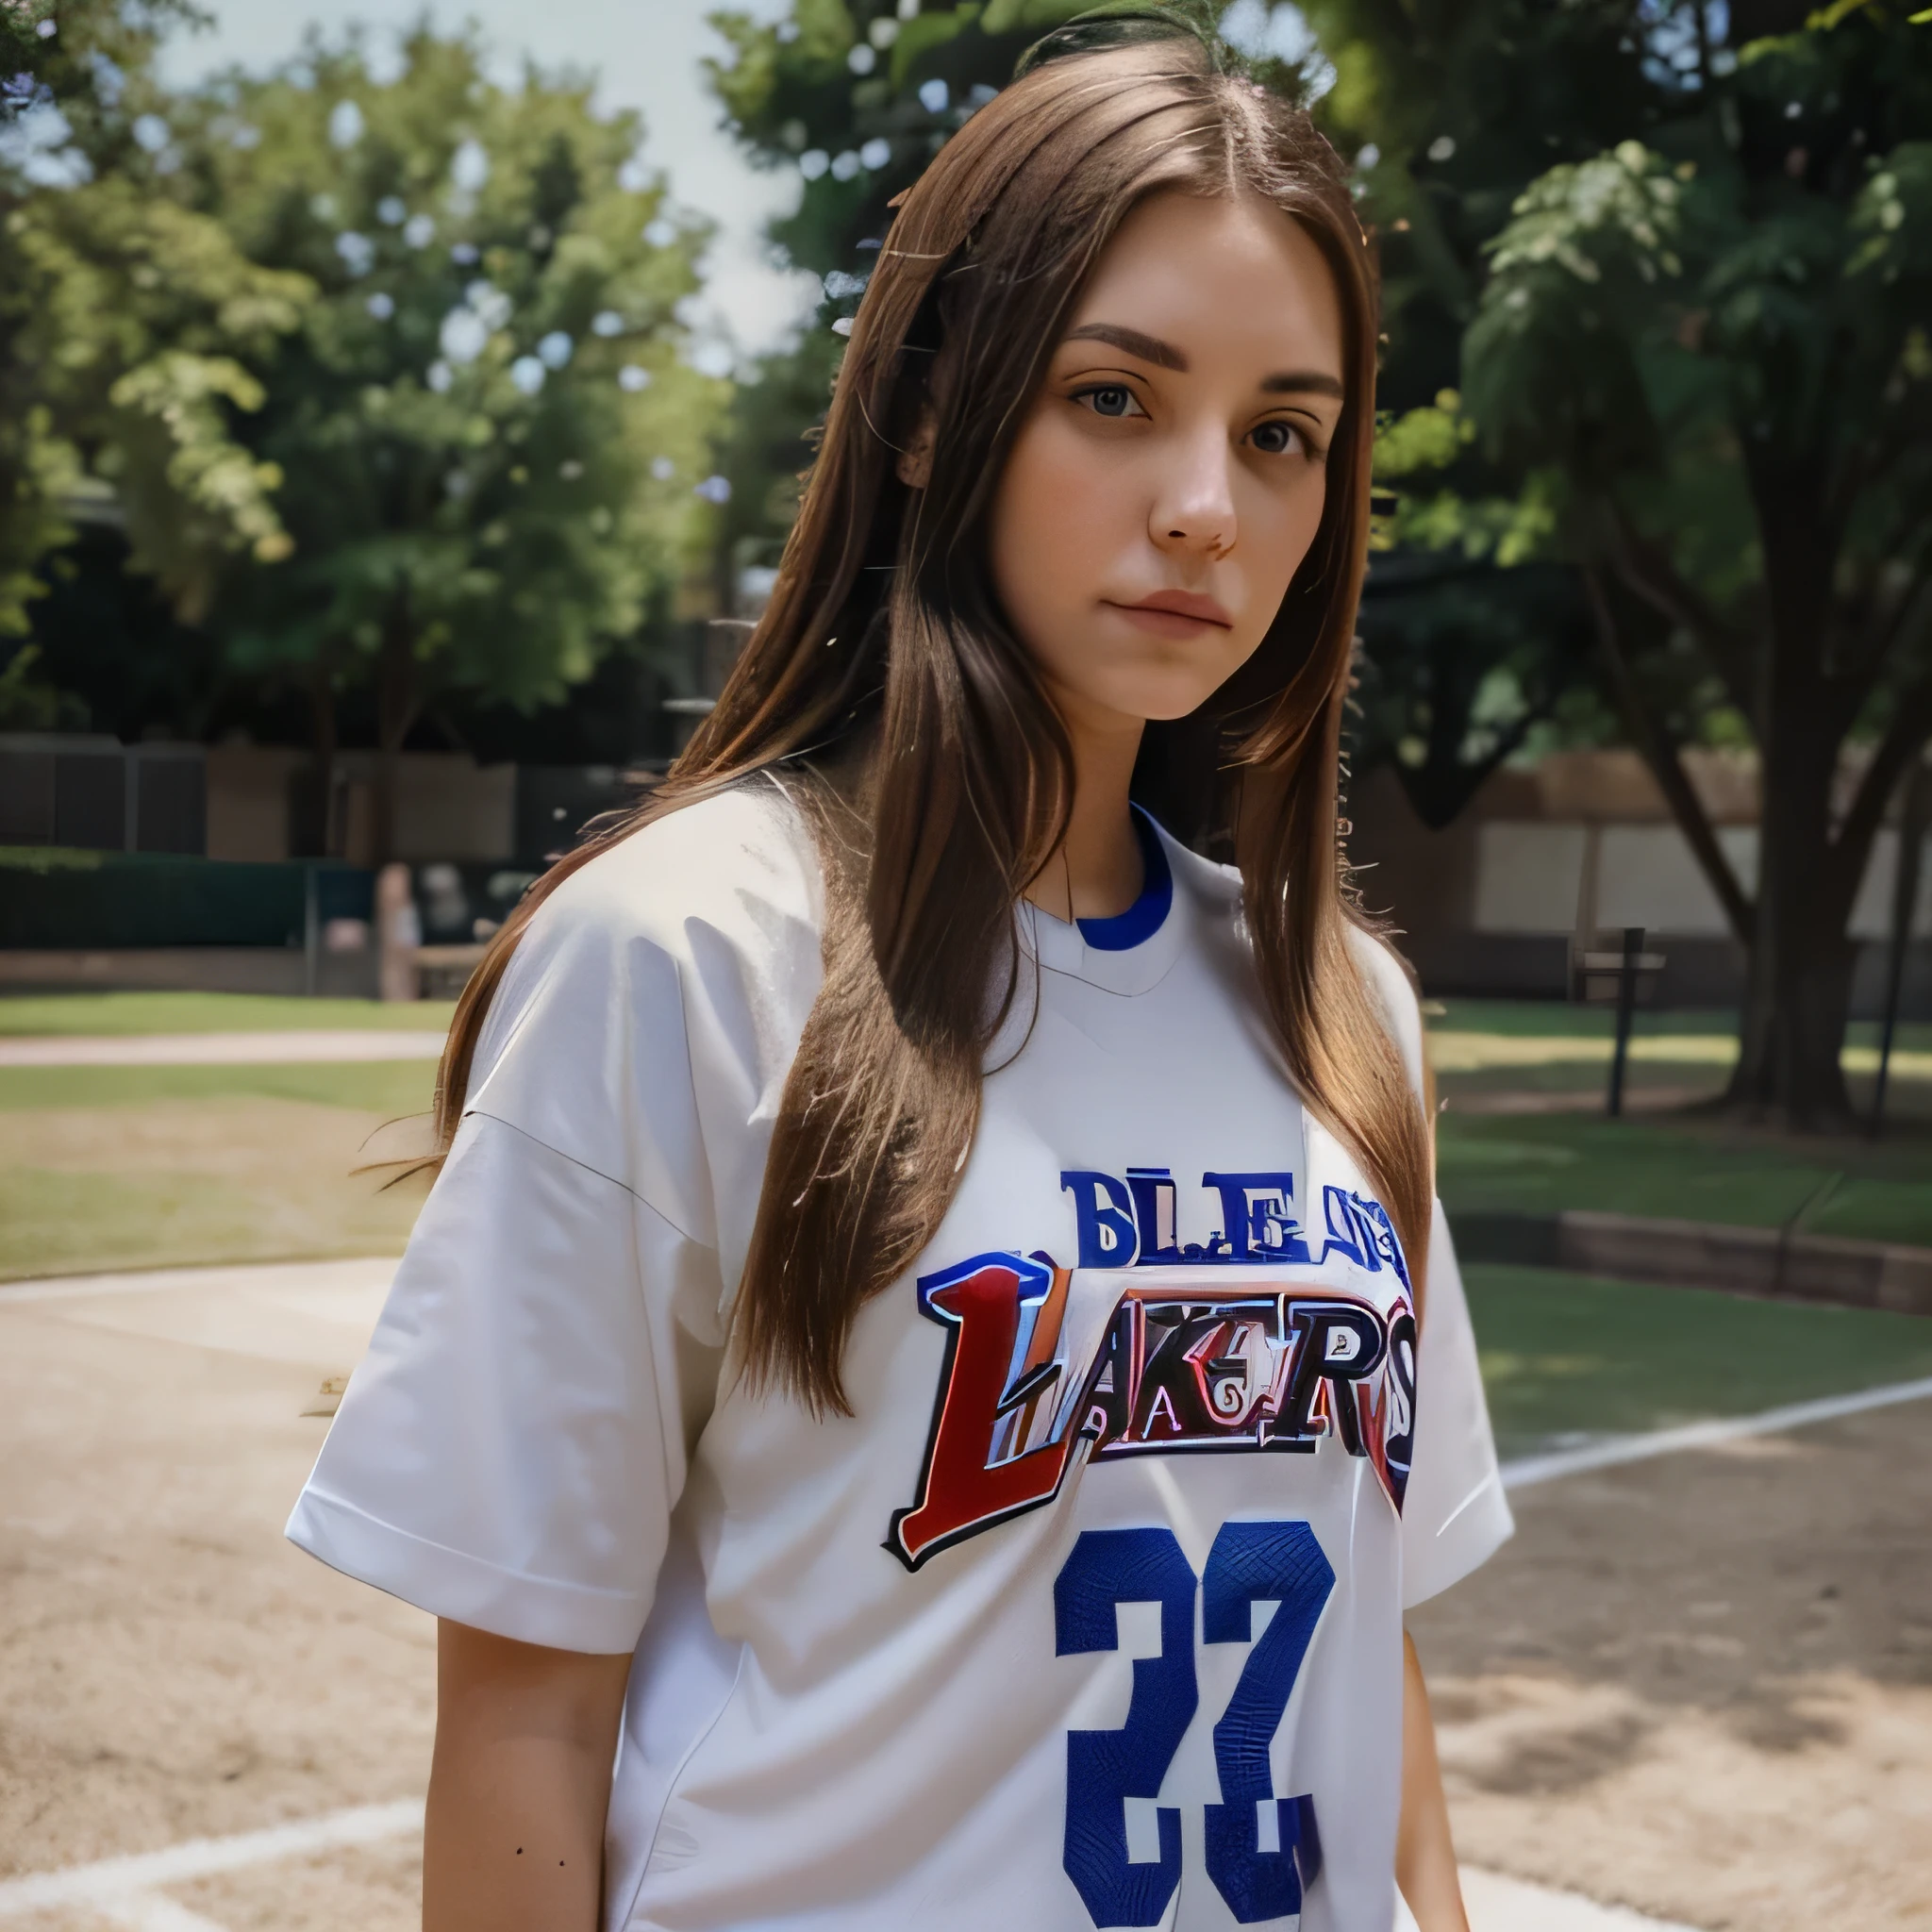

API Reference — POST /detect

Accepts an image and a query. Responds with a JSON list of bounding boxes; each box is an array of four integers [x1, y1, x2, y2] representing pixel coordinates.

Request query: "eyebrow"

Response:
[[1261, 369, 1345, 399], [1062, 323, 1344, 400], [1064, 323, 1187, 369]]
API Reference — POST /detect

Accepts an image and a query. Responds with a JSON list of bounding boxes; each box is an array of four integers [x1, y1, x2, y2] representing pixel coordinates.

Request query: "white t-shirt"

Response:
[[289, 778, 1511, 1932]]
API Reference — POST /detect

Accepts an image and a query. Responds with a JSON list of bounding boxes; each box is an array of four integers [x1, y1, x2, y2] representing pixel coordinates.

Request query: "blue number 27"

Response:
[[1054, 1522, 1336, 1928]]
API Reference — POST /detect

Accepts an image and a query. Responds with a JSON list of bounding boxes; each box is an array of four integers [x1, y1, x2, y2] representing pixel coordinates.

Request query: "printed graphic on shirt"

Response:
[[886, 1166, 1416, 1570]]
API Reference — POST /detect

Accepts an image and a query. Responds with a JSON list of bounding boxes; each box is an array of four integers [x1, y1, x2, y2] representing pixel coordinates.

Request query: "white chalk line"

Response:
[[0, 1802, 423, 1920], [1457, 1867, 1704, 1931], [0, 1805, 1686, 1932], [1501, 1373, 1932, 1490], [93, 1892, 231, 1932]]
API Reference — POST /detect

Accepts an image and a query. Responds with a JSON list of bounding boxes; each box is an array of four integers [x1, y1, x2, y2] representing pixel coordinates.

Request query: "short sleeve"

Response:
[[286, 783, 824, 1654], [286, 1111, 726, 1653], [1401, 1204, 1513, 1607]]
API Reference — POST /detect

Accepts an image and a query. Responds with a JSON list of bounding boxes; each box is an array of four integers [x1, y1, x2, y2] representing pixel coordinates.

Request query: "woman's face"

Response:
[[987, 189, 1346, 739]]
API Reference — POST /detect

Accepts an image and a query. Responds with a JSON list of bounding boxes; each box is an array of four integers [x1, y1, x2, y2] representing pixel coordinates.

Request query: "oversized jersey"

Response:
[[288, 779, 1511, 1932]]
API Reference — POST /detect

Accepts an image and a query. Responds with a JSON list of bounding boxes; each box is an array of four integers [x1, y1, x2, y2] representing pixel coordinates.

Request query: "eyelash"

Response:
[[1069, 384, 1314, 458]]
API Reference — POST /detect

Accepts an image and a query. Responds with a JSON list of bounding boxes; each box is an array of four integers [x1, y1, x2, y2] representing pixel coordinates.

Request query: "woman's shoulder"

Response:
[[473, 775, 824, 1101], [537, 773, 823, 956]]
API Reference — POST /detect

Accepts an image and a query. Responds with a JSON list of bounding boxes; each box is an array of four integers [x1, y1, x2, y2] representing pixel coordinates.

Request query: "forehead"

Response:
[[1065, 190, 1344, 377]]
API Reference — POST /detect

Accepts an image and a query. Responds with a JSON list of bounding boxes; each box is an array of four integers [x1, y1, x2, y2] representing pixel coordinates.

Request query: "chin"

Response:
[[1102, 676, 1231, 725]]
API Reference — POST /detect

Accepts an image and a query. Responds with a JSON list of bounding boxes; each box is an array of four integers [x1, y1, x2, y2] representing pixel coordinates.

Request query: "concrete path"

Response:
[[0, 1030, 446, 1067]]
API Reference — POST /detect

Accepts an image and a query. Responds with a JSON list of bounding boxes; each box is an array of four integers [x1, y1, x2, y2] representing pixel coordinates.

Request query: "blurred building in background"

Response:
[[1352, 749, 1932, 1019]]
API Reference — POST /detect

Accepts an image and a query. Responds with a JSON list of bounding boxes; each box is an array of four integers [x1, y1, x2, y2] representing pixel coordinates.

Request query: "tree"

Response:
[[1276, 0, 1666, 820], [1442, 7, 1932, 1128], [1300, 0, 1932, 1130], [164, 28, 730, 858], [1352, 546, 1601, 830], [2, 0, 298, 645]]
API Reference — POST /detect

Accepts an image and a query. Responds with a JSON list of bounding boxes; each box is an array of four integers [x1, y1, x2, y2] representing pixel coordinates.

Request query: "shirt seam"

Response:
[[613, 1642, 750, 1930], [462, 1107, 712, 1251]]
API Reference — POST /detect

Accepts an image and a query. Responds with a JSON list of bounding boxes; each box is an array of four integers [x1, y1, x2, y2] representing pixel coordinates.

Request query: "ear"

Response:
[[896, 408, 936, 491]]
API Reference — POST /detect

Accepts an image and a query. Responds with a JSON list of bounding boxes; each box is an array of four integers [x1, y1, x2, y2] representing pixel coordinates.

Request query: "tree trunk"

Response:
[[1728, 911, 1857, 1129], [373, 606, 420, 871], [1595, 510, 1868, 1132], [1724, 462, 1857, 1130]]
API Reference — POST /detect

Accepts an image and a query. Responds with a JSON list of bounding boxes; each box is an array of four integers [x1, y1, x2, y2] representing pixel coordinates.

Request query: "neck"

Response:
[[1024, 695, 1145, 925]]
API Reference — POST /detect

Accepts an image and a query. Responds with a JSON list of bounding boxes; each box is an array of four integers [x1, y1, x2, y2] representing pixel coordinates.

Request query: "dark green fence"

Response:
[[0, 848, 373, 949]]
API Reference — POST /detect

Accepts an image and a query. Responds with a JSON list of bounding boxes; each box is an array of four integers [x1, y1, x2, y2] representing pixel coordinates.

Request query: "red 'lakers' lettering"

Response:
[[886, 1243, 1419, 1571], [885, 1257, 1086, 1570]]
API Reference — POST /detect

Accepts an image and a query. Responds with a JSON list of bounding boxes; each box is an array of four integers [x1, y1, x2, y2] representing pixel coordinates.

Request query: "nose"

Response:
[[1149, 424, 1236, 562]]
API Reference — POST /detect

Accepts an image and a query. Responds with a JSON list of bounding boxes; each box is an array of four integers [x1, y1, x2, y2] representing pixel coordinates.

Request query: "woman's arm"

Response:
[[1395, 1630, 1471, 1932], [424, 1619, 633, 1932]]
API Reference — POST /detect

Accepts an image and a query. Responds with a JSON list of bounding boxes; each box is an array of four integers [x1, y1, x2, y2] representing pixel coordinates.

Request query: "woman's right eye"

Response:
[[1074, 384, 1141, 419]]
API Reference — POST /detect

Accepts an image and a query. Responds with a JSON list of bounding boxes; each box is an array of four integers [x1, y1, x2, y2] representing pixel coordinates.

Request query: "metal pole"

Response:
[[1872, 759, 1932, 1136], [1607, 924, 1643, 1117], [303, 863, 319, 998]]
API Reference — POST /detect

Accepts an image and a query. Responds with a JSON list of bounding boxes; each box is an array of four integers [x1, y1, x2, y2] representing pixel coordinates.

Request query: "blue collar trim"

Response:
[[1077, 807, 1174, 952]]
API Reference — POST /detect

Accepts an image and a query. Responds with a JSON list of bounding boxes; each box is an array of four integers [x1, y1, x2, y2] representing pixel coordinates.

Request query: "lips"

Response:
[[1107, 589, 1234, 630]]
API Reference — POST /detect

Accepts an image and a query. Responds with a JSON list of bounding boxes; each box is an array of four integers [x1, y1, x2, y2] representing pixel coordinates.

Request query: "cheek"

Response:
[[1242, 469, 1329, 622], [990, 415, 1121, 634]]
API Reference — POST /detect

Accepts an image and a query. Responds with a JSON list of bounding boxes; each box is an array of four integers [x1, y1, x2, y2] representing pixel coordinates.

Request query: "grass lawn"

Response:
[[0, 991, 457, 1036], [1432, 998, 1932, 1056], [1429, 998, 1932, 1246], [0, 1060, 437, 1113], [1461, 1261, 1932, 1457], [1438, 1108, 1932, 1246], [0, 1060, 433, 1280]]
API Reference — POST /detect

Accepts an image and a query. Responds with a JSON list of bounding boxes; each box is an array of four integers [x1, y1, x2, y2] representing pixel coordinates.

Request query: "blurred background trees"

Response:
[[164, 29, 727, 858], [4, 0, 1929, 1124], [1365, 0, 1932, 1125], [2, 0, 293, 659], [3, 8, 726, 858]]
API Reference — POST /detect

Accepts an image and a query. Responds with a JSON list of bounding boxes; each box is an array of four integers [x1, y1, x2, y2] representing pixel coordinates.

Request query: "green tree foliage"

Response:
[[1377, 2, 1932, 1125], [161, 29, 729, 858], [1292, 0, 1661, 820], [1, 0, 293, 639], [703, 0, 1091, 592]]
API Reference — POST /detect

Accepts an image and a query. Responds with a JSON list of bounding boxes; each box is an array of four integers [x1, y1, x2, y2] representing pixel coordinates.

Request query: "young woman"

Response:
[[289, 19, 1511, 1931]]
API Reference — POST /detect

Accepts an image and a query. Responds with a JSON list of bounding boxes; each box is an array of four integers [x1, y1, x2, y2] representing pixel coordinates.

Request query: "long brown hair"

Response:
[[434, 22, 1432, 1413]]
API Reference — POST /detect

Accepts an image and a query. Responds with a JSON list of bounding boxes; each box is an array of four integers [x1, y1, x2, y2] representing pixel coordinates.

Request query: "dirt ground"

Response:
[[1411, 1407, 1932, 1928], [2, 1265, 1928, 1930], [0, 1263, 430, 1929]]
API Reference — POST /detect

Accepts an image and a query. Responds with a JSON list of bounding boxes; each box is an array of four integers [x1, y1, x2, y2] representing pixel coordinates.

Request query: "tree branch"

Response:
[[1398, 708, 1542, 832], [1584, 566, 1757, 945], [1600, 504, 1754, 711], [1840, 558, 1932, 708], [1834, 668, 1932, 893]]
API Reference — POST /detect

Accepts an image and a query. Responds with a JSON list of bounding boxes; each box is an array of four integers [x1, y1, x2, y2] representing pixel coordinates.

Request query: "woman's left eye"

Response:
[[1074, 384, 1142, 419], [1248, 420, 1303, 457]]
